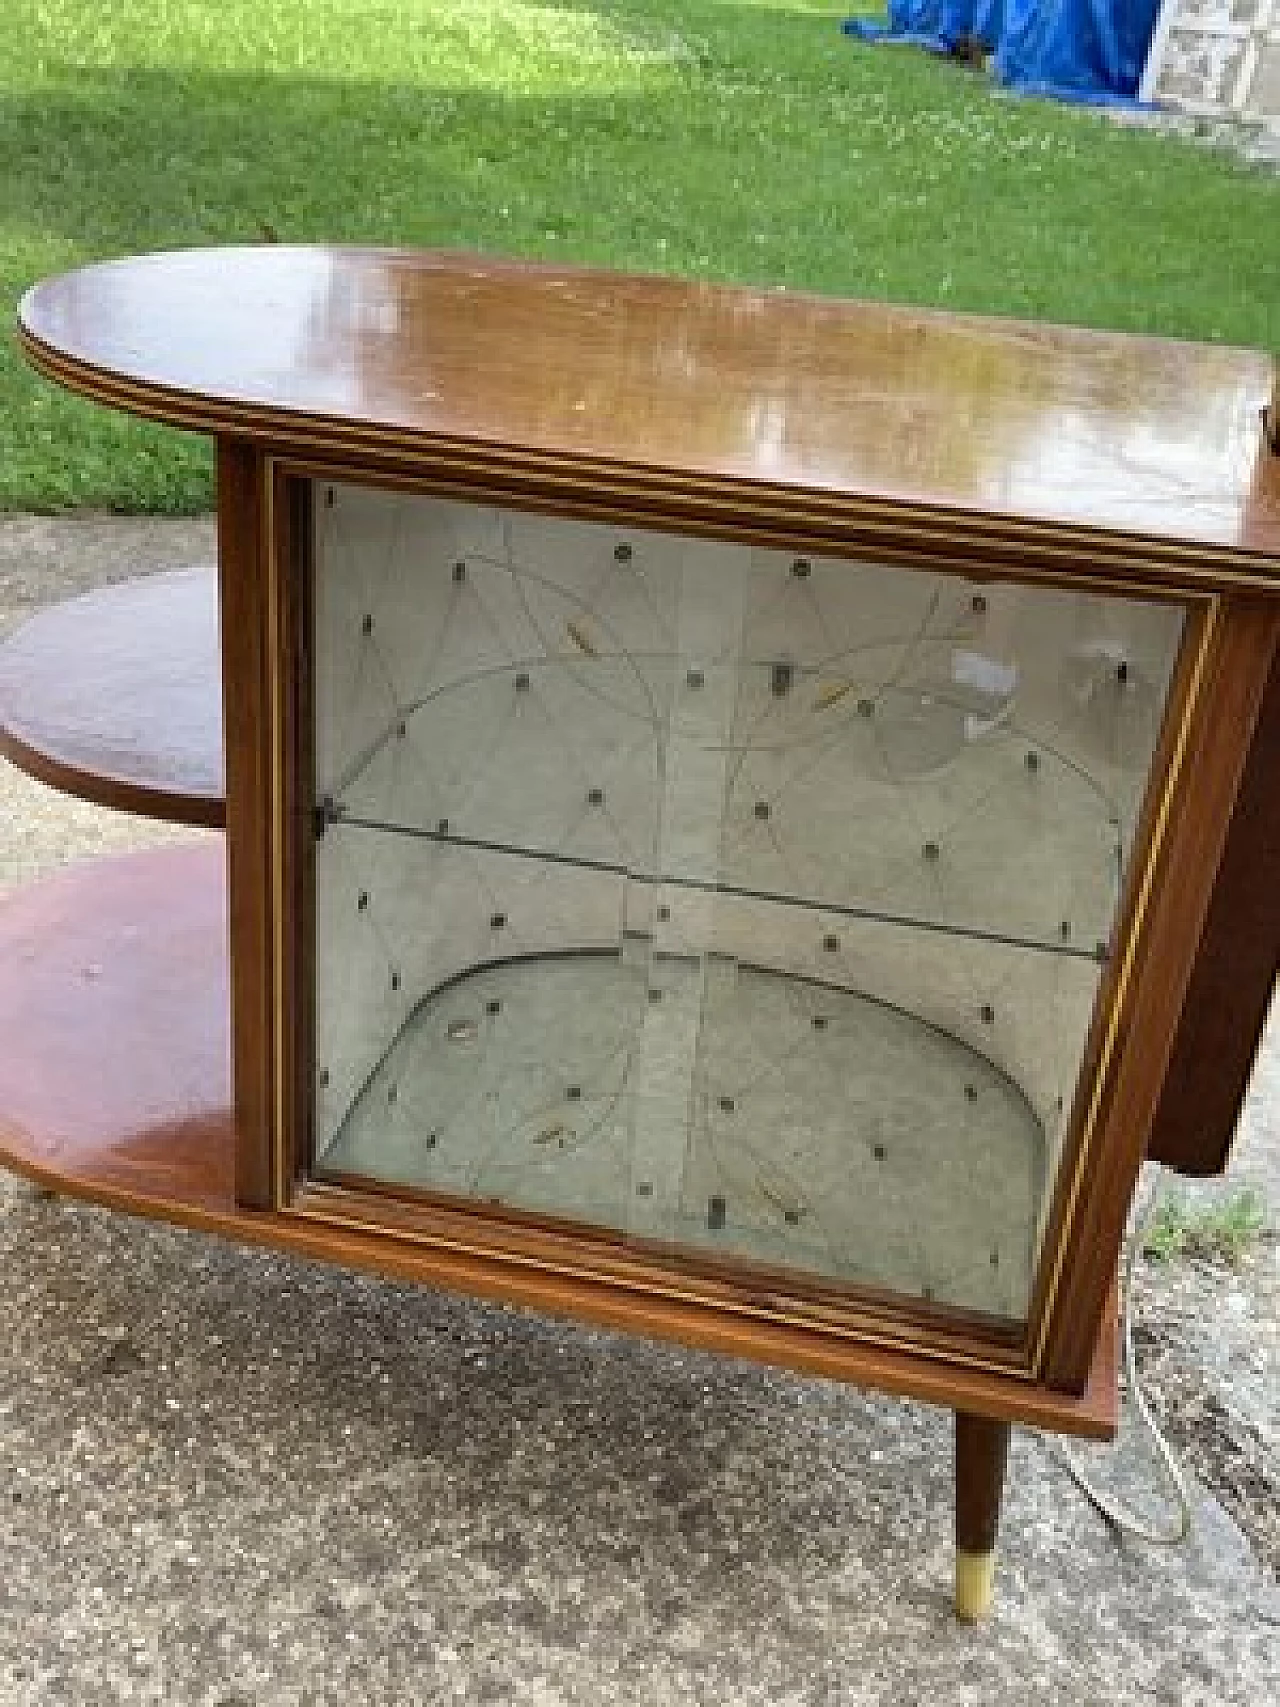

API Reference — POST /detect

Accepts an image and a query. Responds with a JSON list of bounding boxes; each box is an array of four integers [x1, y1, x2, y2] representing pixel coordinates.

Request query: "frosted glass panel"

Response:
[[312, 482, 1185, 1324]]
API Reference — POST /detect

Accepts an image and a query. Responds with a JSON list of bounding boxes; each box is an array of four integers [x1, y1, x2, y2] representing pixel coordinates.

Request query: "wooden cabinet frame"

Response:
[[219, 449, 1272, 1411]]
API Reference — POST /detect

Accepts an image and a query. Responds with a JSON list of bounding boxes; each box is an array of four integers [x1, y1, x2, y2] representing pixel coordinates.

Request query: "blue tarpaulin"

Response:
[[844, 0, 1161, 106]]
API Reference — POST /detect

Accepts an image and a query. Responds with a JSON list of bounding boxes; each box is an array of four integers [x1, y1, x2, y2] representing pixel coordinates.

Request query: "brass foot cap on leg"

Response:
[[955, 1549, 996, 1622]]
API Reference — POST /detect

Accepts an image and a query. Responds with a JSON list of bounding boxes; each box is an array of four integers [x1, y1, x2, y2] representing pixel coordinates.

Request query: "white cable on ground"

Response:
[[1055, 1189, 1193, 1547]]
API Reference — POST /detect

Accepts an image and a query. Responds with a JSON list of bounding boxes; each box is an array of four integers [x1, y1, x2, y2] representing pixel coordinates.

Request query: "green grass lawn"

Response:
[[2, 0, 1278, 512]]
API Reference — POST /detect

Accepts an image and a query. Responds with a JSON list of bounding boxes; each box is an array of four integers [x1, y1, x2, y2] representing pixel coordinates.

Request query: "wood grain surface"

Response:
[[216, 442, 277, 1209], [0, 565, 224, 826], [17, 247, 1279, 581], [955, 1412, 1012, 1554], [1146, 634, 1280, 1176]]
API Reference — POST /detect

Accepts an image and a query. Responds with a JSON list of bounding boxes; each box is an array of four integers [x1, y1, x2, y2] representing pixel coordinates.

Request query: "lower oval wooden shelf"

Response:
[[0, 565, 225, 826], [0, 842, 1116, 1437], [0, 841, 234, 1211]]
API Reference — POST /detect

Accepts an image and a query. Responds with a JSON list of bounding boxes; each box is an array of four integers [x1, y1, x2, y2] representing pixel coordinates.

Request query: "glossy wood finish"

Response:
[[0, 843, 232, 1212], [955, 1414, 1012, 1557], [217, 442, 276, 1210], [17, 248, 1278, 589], [1146, 640, 1280, 1175], [0, 843, 1117, 1438], [954, 1412, 1012, 1621], [1037, 596, 1280, 1388], [0, 565, 224, 826]]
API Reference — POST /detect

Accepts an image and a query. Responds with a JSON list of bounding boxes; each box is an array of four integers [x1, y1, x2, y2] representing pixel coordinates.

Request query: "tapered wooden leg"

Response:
[[954, 1412, 1011, 1622]]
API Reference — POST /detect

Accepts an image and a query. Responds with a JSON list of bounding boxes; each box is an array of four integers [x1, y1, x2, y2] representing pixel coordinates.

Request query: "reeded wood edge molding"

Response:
[[18, 325, 1280, 595], [288, 1176, 1028, 1380]]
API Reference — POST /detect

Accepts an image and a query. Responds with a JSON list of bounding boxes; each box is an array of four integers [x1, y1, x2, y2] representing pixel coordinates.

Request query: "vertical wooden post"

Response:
[[216, 438, 276, 1209], [954, 1412, 1011, 1622]]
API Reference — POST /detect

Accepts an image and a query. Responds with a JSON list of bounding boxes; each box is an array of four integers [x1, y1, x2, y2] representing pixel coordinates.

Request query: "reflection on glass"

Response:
[[312, 482, 1185, 1324]]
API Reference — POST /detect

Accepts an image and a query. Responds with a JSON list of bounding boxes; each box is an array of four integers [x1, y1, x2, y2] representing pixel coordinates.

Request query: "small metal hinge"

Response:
[[314, 796, 340, 840]]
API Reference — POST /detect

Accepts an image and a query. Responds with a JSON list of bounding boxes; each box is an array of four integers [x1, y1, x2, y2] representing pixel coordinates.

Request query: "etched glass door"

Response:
[[310, 480, 1185, 1325]]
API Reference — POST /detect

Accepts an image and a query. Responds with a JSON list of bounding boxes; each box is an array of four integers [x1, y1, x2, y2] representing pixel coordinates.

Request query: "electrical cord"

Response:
[[1055, 1188, 1193, 1546]]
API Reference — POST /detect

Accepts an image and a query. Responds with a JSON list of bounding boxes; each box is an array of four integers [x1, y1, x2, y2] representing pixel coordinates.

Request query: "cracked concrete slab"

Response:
[[1, 514, 1276, 1705]]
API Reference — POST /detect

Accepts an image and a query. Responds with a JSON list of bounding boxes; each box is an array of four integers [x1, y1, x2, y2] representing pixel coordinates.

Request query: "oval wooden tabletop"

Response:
[[17, 247, 1279, 571], [0, 565, 225, 826]]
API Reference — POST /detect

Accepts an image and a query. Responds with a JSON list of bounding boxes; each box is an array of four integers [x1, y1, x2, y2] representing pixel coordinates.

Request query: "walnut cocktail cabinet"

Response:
[[5, 249, 1278, 1621]]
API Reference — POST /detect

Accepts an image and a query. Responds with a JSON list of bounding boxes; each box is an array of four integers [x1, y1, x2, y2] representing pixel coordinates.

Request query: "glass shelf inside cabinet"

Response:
[[311, 481, 1185, 1327]]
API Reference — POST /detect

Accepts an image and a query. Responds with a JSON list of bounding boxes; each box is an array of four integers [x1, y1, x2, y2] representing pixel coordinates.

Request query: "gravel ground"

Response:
[[0, 515, 1276, 1706]]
